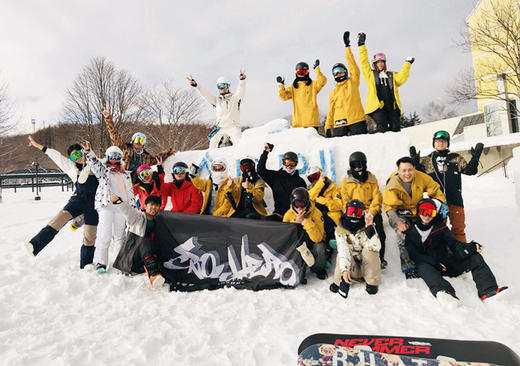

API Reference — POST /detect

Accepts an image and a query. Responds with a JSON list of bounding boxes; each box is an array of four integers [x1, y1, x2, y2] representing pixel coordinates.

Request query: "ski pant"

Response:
[[130, 238, 161, 276], [29, 194, 98, 261], [416, 254, 498, 298], [93, 205, 126, 266], [209, 126, 242, 149], [369, 107, 401, 133], [448, 204, 467, 242], [390, 216, 415, 273], [333, 246, 382, 286], [308, 241, 327, 273], [373, 213, 386, 261], [331, 121, 368, 137]]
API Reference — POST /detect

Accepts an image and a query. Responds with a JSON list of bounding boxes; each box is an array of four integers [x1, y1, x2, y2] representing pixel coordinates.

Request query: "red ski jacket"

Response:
[[162, 179, 203, 214], [133, 172, 166, 211]]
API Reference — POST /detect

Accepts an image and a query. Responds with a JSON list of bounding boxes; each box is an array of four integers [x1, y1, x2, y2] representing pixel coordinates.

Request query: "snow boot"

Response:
[[315, 270, 328, 280], [366, 284, 378, 295], [328, 239, 337, 249], [329, 283, 339, 293], [380, 259, 388, 269], [80, 245, 95, 269], [96, 263, 107, 274], [481, 286, 509, 302], [405, 268, 419, 279], [28, 225, 58, 256], [143, 254, 164, 289], [23, 242, 35, 257], [338, 280, 350, 299], [296, 242, 315, 267]]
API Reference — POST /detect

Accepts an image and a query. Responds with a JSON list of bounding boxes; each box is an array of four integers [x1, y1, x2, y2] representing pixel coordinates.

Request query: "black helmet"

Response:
[[290, 187, 310, 210], [282, 151, 298, 164], [295, 62, 309, 71], [332, 62, 348, 82], [432, 130, 450, 148], [172, 162, 189, 181], [346, 199, 365, 211], [349, 151, 367, 170], [239, 157, 255, 167]]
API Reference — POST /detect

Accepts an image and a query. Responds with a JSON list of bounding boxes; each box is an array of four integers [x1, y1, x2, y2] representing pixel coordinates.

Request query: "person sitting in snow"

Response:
[[161, 161, 203, 214], [191, 159, 234, 216], [187, 71, 246, 149], [405, 198, 508, 303], [112, 195, 165, 289], [329, 199, 381, 298], [257, 142, 306, 221], [133, 157, 166, 211], [283, 187, 328, 280]]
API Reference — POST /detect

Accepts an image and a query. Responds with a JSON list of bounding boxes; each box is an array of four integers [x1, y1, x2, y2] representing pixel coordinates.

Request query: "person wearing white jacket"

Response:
[[81, 141, 136, 272], [187, 71, 246, 149], [330, 199, 382, 299], [24, 136, 99, 268]]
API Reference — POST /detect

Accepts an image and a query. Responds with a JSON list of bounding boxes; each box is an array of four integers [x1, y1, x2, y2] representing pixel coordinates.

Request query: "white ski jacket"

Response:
[[45, 148, 92, 184], [196, 79, 246, 129], [336, 225, 380, 272]]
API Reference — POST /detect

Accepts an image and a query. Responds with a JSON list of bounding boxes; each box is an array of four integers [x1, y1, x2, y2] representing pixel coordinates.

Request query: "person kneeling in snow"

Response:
[[112, 195, 165, 289], [330, 200, 381, 298], [405, 198, 508, 303], [283, 188, 328, 280]]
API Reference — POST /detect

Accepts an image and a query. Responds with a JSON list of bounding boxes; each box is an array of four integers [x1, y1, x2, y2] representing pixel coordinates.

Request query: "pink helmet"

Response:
[[136, 164, 151, 175], [372, 52, 387, 64]]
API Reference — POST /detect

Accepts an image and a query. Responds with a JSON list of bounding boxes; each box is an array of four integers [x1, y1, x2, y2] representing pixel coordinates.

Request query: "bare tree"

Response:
[[0, 80, 12, 136], [62, 57, 143, 150], [139, 82, 208, 151], [447, 0, 520, 115], [422, 100, 458, 123]]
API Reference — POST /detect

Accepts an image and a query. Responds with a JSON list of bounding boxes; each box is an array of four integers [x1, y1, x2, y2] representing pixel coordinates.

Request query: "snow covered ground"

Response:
[[1, 171, 519, 365]]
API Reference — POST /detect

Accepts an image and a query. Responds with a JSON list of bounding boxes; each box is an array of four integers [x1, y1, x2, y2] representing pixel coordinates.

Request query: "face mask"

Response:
[[212, 171, 228, 185], [283, 166, 296, 175]]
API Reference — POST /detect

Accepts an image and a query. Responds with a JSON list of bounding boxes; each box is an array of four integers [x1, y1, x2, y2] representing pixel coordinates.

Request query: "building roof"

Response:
[[453, 112, 485, 136]]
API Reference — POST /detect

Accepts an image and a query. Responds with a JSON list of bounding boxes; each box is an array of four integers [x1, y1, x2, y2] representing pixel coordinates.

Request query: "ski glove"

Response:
[[276, 76, 285, 85], [471, 142, 484, 160], [406, 57, 415, 64], [313, 59, 320, 69], [343, 31, 350, 47], [409, 146, 420, 167], [438, 201, 449, 219], [189, 164, 199, 178], [405, 268, 419, 279], [358, 32, 366, 46]]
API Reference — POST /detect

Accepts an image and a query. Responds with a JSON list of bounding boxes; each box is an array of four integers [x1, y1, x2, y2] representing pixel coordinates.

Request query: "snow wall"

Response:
[[512, 146, 520, 208], [163, 119, 410, 213]]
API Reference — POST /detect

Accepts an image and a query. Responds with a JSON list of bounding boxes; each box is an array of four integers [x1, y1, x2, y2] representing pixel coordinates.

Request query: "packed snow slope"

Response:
[[1, 122, 519, 366]]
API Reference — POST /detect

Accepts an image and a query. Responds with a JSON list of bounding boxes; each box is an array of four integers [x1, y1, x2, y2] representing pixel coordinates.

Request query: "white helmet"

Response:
[[105, 146, 123, 160], [216, 76, 230, 90]]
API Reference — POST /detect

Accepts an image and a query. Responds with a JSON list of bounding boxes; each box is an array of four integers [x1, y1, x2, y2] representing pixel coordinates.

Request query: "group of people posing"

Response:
[[188, 31, 414, 148], [24, 108, 508, 303]]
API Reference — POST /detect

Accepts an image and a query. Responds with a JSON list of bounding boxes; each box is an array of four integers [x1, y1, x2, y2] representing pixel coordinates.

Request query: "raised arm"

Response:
[[345, 46, 360, 86], [28, 136, 78, 182], [195, 83, 218, 107], [82, 141, 106, 178], [234, 70, 246, 100], [103, 107, 125, 149]]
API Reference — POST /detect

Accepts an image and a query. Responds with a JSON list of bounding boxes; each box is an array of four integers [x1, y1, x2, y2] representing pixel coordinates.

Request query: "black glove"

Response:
[[226, 191, 237, 210], [358, 32, 366, 46], [325, 129, 332, 138], [343, 31, 350, 47], [189, 163, 199, 178], [405, 57, 415, 64], [405, 268, 419, 279], [276, 76, 284, 85], [313, 59, 320, 69], [471, 143, 484, 159], [265, 142, 274, 152], [409, 146, 420, 167]]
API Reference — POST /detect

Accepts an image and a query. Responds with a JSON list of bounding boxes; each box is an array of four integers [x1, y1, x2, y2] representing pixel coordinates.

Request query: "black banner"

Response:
[[154, 212, 305, 291]]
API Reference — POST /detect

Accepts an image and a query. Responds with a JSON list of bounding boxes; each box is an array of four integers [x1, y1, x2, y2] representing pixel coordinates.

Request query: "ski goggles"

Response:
[[418, 206, 437, 218], [332, 66, 346, 76], [216, 83, 230, 90], [292, 200, 308, 209], [106, 152, 122, 161], [283, 160, 297, 168], [346, 206, 364, 217], [433, 130, 450, 140], [138, 169, 152, 180], [296, 69, 309, 76], [307, 172, 320, 183], [240, 163, 253, 172], [133, 136, 146, 145], [69, 150, 83, 162], [211, 164, 226, 172], [173, 166, 188, 175]]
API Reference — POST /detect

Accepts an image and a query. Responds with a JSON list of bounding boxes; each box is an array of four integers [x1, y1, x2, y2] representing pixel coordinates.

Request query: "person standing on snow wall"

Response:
[[358, 32, 414, 133], [24, 136, 99, 269], [325, 31, 368, 137], [187, 71, 246, 149], [410, 130, 484, 242], [277, 60, 327, 130]]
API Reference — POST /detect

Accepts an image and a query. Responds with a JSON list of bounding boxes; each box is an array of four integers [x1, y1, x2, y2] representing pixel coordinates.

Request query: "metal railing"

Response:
[[0, 171, 73, 195]]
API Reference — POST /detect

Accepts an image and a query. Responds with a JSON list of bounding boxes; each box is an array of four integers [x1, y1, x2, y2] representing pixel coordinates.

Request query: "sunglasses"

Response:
[[69, 150, 83, 162], [307, 172, 320, 183], [418, 207, 437, 218], [138, 169, 152, 180], [332, 66, 346, 76], [173, 166, 188, 175], [107, 152, 122, 161], [217, 83, 230, 90], [346, 206, 364, 217], [433, 131, 449, 140], [133, 136, 145, 145], [296, 69, 309, 76], [284, 161, 297, 168], [293, 200, 307, 209]]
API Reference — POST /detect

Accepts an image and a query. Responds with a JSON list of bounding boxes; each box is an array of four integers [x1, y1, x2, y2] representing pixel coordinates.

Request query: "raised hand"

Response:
[[406, 56, 415, 64], [471, 142, 484, 158], [241, 177, 249, 189], [358, 32, 366, 46], [80, 141, 91, 153], [155, 155, 163, 166], [187, 75, 197, 87], [343, 31, 350, 47], [313, 59, 320, 69], [239, 69, 246, 80], [28, 135, 44, 150], [276, 76, 284, 85], [102, 106, 110, 119], [264, 142, 273, 152]]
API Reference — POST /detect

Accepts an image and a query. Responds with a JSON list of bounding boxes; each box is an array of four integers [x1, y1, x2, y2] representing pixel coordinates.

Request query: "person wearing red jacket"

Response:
[[162, 162, 203, 214], [133, 160, 166, 211]]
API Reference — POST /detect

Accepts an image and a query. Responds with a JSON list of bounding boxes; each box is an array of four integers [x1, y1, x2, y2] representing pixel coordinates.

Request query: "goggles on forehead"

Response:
[[107, 152, 122, 161], [346, 206, 364, 217], [292, 200, 308, 209], [173, 166, 188, 175], [418, 207, 437, 218], [69, 150, 83, 162], [307, 172, 321, 183], [138, 169, 152, 180], [217, 83, 230, 90], [283, 160, 297, 168], [296, 69, 309, 76], [433, 131, 449, 140], [332, 66, 346, 76]]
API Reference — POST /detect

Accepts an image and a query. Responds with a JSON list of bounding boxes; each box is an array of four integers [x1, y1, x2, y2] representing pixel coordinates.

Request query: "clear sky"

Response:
[[0, 0, 479, 132]]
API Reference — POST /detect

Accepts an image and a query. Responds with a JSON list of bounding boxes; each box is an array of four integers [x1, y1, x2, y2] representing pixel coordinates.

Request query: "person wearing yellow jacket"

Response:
[[325, 31, 367, 137], [283, 187, 328, 280], [212, 157, 267, 219], [191, 159, 233, 215], [277, 60, 327, 128], [383, 157, 446, 278], [340, 152, 387, 268], [358, 32, 414, 133]]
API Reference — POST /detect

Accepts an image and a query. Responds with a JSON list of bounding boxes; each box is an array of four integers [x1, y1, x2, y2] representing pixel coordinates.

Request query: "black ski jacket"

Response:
[[257, 150, 306, 215], [418, 150, 478, 207]]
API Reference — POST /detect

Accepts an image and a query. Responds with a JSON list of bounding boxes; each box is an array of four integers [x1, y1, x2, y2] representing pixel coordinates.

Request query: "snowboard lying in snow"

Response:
[[297, 334, 520, 365]]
